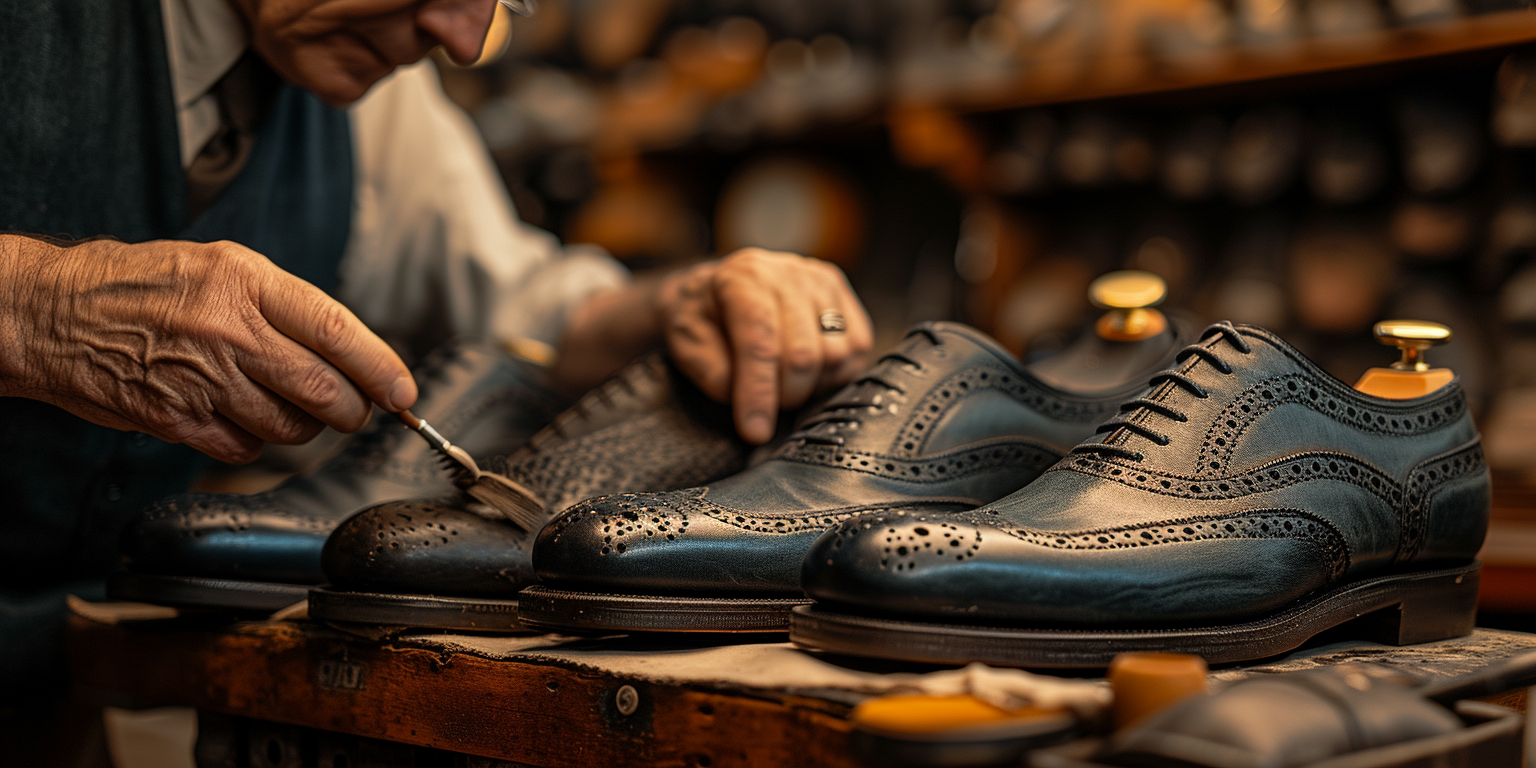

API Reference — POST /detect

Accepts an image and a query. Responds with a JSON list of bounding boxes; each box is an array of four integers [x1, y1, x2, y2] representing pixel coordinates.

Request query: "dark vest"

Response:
[[0, 0, 354, 589]]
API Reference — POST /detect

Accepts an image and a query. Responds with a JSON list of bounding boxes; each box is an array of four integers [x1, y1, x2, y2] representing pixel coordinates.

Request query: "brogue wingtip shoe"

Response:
[[792, 322, 1490, 666], [322, 499, 535, 599], [522, 320, 1187, 633]]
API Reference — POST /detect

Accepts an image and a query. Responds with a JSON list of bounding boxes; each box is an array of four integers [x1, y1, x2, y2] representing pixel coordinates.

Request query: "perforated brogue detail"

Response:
[[891, 366, 1120, 458], [542, 489, 971, 557], [820, 508, 1350, 581], [136, 496, 338, 538], [981, 510, 1351, 581], [1196, 374, 1468, 475], [822, 515, 985, 571], [773, 441, 1062, 483], [353, 502, 473, 559], [1399, 442, 1487, 562], [494, 408, 748, 516], [1063, 451, 1404, 506], [1063, 443, 1486, 564]]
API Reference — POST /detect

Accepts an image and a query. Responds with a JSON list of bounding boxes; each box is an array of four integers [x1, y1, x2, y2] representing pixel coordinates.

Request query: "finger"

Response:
[[255, 270, 417, 412], [235, 329, 375, 433], [803, 262, 872, 389], [175, 412, 266, 465], [776, 281, 824, 410], [666, 310, 734, 403], [717, 274, 782, 444], [212, 375, 328, 446], [828, 272, 875, 384], [810, 283, 854, 388]]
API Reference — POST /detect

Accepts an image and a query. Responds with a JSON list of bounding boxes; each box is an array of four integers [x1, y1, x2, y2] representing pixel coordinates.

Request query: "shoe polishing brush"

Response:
[[395, 409, 546, 533]]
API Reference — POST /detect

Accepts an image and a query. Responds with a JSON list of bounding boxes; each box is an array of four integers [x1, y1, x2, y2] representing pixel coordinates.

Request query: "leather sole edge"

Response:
[[787, 561, 1481, 668], [106, 572, 310, 613], [517, 585, 809, 634], [306, 587, 525, 632]]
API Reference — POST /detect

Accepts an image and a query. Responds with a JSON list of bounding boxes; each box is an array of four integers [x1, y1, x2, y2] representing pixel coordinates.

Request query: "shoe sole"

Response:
[[106, 572, 309, 613], [306, 587, 525, 632], [788, 561, 1480, 668], [518, 585, 810, 634]]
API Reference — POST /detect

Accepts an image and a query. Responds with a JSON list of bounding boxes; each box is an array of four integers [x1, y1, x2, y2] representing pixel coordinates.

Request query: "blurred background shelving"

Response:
[[436, 0, 1536, 615]]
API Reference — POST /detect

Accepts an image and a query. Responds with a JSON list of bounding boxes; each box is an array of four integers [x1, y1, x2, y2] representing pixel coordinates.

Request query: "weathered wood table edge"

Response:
[[69, 614, 1536, 768], [69, 615, 862, 768]]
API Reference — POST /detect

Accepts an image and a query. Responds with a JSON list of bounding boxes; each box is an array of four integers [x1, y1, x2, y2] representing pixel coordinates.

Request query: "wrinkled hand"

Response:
[[0, 237, 417, 463], [657, 248, 873, 444]]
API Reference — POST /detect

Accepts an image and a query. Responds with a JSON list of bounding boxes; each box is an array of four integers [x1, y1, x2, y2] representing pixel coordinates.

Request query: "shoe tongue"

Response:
[[1082, 322, 1263, 460], [780, 322, 1033, 452], [922, 321, 1026, 370]]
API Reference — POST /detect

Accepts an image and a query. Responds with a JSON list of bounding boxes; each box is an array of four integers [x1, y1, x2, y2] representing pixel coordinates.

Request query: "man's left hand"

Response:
[[556, 248, 874, 445], [656, 248, 873, 444]]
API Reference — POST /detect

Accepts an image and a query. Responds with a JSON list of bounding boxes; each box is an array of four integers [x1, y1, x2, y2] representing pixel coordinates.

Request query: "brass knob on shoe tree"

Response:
[[1374, 320, 1451, 372], [1091, 271, 1168, 342]]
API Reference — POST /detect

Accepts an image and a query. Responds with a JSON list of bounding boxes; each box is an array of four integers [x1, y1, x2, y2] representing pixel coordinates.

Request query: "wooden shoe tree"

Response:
[[1353, 320, 1455, 399], [1027, 270, 1178, 393], [1091, 270, 1168, 341]]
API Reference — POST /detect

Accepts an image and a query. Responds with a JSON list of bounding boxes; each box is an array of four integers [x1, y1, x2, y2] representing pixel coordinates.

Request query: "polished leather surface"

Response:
[[531, 322, 1182, 596], [1101, 666, 1462, 768], [802, 322, 1490, 626], [492, 353, 752, 515], [322, 500, 534, 597], [322, 353, 752, 595], [120, 339, 568, 584]]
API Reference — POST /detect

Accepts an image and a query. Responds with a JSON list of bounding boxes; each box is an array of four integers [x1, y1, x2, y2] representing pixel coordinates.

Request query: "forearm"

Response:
[[0, 234, 68, 399], [551, 277, 666, 392]]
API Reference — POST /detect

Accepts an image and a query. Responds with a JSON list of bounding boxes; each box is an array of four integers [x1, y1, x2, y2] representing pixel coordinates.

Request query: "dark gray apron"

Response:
[[0, 0, 354, 697]]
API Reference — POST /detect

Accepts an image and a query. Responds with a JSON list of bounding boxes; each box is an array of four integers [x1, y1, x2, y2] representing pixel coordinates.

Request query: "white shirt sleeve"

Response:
[[337, 61, 628, 359]]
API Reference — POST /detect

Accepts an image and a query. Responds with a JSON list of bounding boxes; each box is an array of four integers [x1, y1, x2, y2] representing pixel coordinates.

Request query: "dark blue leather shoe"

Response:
[[790, 322, 1489, 667], [307, 352, 755, 630], [516, 319, 1186, 634], [108, 339, 569, 612]]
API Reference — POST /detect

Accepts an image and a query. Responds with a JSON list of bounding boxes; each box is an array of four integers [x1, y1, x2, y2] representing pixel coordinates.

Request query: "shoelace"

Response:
[[1071, 323, 1252, 463], [790, 328, 942, 447]]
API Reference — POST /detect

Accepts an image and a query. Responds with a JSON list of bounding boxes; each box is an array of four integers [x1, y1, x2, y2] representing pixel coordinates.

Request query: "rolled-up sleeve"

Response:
[[336, 60, 628, 360]]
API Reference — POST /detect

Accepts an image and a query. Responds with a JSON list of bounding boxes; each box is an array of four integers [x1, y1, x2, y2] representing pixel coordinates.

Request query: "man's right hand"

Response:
[[0, 236, 418, 463]]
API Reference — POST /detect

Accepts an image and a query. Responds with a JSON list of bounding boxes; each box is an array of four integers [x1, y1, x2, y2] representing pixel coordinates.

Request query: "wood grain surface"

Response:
[[69, 618, 859, 768]]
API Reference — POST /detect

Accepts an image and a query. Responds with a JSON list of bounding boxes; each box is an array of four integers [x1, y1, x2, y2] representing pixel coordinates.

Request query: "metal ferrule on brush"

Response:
[[411, 418, 453, 453]]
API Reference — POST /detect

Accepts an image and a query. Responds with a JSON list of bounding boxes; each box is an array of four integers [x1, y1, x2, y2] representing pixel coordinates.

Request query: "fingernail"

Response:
[[746, 413, 773, 443], [389, 376, 417, 412]]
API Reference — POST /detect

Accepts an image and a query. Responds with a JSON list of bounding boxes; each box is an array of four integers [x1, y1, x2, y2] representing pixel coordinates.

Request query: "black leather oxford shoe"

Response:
[[516, 319, 1186, 634], [108, 339, 569, 612], [790, 322, 1489, 667], [306, 353, 755, 630]]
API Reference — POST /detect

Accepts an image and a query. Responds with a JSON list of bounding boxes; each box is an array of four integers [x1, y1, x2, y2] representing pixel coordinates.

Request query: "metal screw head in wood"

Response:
[[1090, 270, 1168, 341], [1374, 319, 1452, 371], [615, 685, 639, 716]]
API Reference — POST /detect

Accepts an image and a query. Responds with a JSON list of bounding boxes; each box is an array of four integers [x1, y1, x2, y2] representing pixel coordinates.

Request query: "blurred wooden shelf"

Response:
[[1478, 472, 1536, 612], [944, 9, 1536, 112]]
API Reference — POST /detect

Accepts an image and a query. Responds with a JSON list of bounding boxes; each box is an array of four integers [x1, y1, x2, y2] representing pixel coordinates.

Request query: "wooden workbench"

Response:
[[68, 608, 1536, 768]]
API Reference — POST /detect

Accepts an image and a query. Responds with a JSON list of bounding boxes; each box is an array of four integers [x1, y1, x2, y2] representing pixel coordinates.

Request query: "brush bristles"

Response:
[[464, 472, 546, 533], [443, 444, 482, 476]]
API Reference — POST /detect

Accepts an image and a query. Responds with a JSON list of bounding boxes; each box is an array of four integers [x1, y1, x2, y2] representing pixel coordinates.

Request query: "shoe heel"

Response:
[[1357, 564, 1480, 646]]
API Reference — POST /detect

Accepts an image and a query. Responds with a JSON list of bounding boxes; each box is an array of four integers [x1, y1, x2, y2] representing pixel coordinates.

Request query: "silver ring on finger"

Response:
[[818, 311, 847, 334]]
